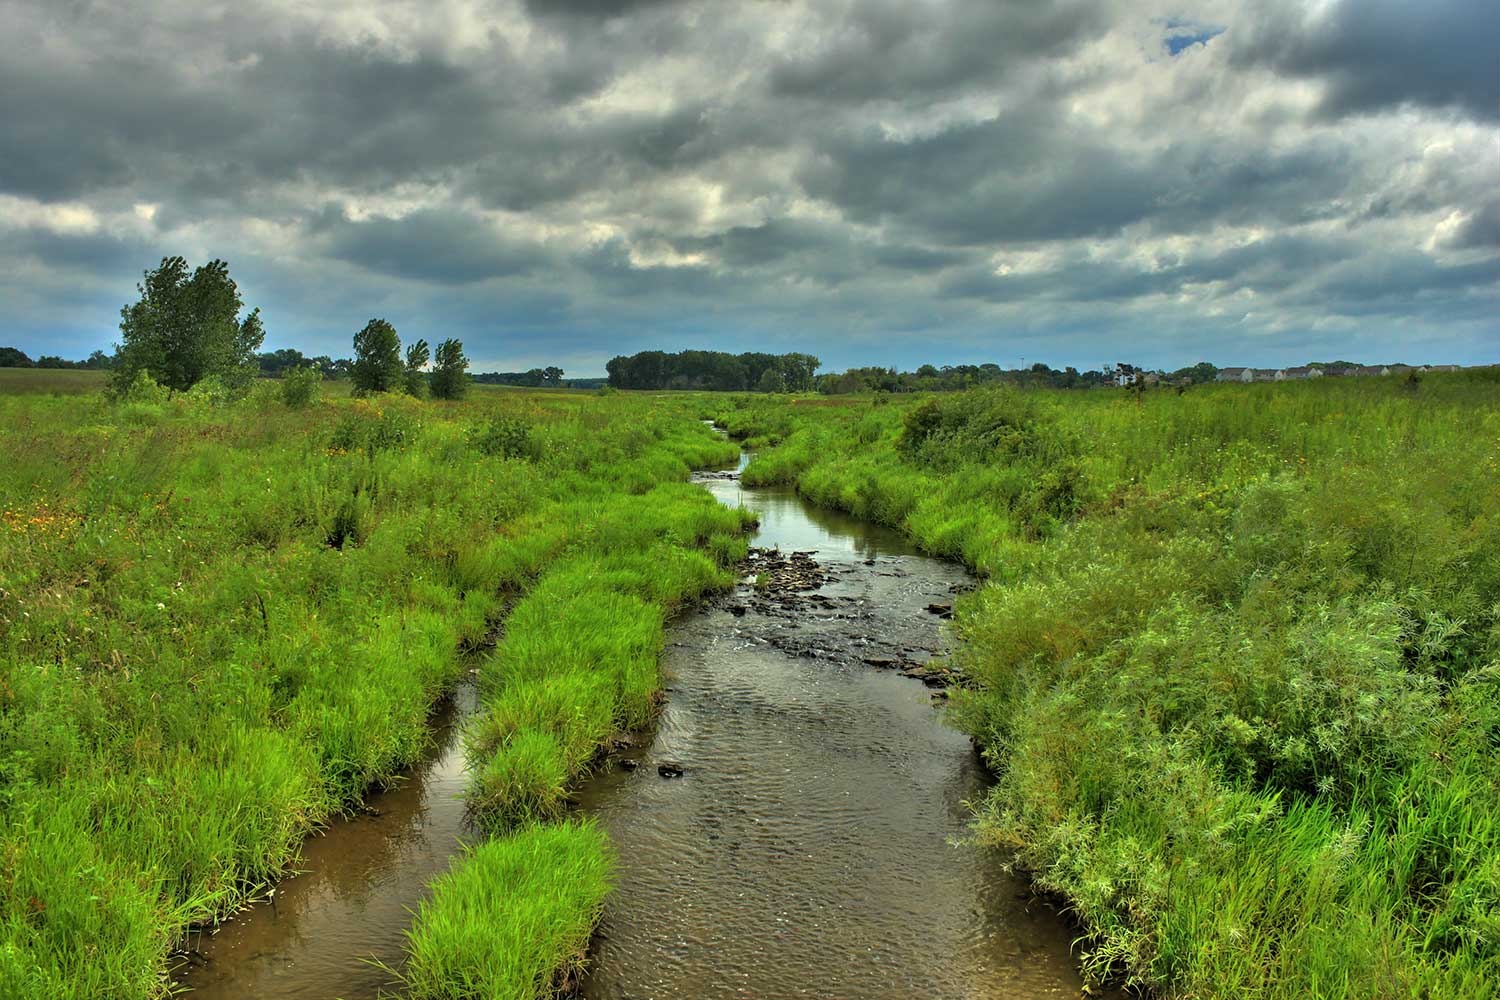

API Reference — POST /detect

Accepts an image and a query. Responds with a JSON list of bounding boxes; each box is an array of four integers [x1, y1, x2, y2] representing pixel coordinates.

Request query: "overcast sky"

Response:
[[2, 0, 1495, 375]]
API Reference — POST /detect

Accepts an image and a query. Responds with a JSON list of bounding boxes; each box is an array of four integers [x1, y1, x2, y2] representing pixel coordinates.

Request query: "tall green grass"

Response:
[[400, 821, 612, 1000], [718, 372, 1500, 998], [0, 385, 743, 998]]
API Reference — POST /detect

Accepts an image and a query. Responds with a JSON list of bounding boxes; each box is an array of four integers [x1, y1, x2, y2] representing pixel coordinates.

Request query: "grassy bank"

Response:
[[717, 372, 1500, 998], [0, 385, 741, 998]]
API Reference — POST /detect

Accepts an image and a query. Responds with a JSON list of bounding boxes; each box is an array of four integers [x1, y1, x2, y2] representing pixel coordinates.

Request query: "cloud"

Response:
[[0, 0, 1494, 373], [1232, 0, 1500, 121]]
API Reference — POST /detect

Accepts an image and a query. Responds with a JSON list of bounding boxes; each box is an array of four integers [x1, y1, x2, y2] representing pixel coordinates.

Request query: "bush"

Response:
[[329, 404, 418, 455], [183, 374, 234, 406], [280, 366, 322, 408], [112, 370, 170, 404], [470, 417, 536, 460]]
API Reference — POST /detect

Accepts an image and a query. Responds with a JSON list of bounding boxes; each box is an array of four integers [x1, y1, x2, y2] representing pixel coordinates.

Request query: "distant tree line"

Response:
[[816, 361, 1223, 393], [472, 366, 564, 387], [256, 348, 351, 379], [606, 350, 821, 391], [0, 347, 113, 370]]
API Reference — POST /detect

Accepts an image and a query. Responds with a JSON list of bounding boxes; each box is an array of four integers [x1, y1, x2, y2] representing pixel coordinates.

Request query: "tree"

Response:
[[0, 347, 32, 368], [350, 318, 403, 393], [113, 256, 265, 392], [403, 338, 430, 397], [429, 338, 469, 399], [542, 366, 564, 387]]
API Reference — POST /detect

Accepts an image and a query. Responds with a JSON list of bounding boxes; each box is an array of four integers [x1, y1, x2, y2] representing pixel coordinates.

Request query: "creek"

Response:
[[176, 448, 1092, 999]]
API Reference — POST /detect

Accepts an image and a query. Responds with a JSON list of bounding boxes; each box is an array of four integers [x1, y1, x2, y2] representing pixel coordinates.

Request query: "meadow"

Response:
[[715, 371, 1500, 999], [0, 376, 746, 999]]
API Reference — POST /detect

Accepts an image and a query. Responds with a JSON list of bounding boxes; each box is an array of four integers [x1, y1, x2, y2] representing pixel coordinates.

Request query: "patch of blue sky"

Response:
[[1162, 18, 1226, 56]]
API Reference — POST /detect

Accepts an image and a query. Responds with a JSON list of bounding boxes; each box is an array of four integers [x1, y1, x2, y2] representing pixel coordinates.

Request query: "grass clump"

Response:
[[401, 821, 612, 1000]]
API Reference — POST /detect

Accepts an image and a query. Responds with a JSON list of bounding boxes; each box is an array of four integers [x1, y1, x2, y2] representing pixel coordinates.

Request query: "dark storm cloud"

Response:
[[798, 114, 1357, 245], [0, 0, 1495, 371], [1449, 201, 1500, 250], [768, 0, 1111, 101], [320, 208, 543, 284], [523, 0, 677, 17], [1234, 0, 1500, 121]]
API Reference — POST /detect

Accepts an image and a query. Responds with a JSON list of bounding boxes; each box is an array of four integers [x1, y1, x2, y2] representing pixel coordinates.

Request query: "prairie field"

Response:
[[718, 370, 1500, 999], [2, 371, 1496, 999]]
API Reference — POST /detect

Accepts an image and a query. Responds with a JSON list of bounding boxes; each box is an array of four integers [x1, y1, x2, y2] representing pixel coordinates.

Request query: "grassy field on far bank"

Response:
[[0, 381, 744, 999], [716, 370, 1500, 999]]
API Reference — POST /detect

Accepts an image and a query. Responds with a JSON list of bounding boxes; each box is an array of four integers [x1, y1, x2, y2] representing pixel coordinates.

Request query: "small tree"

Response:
[[430, 339, 470, 399], [350, 318, 403, 393], [403, 338, 430, 397], [542, 365, 564, 387], [113, 256, 265, 393]]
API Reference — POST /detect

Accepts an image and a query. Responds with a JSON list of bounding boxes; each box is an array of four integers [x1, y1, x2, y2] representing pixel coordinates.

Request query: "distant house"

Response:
[[1251, 368, 1277, 382], [1275, 366, 1325, 381], [1217, 367, 1253, 383], [1385, 364, 1415, 376], [1428, 364, 1461, 372]]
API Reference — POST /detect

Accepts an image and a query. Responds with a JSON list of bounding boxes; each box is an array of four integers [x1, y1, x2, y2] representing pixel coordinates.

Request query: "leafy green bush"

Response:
[[182, 373, 234, 406], [280, 365, 322, 408], [112, 369, 170, 404], [470, 416, 536, 460], [328, 403, 417, 455]]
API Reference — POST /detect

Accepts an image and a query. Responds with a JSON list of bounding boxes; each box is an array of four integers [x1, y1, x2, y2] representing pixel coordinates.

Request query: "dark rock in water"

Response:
[[619, 759, 639, 771], [862, 656, 900, 668], [864, 558, 877, 565], [728, 604, 747, 617], [657, 763, 685, 778], [925, 602, 953, 618]]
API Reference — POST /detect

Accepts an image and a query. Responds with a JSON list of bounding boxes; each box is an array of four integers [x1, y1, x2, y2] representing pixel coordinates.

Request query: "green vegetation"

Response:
[[0, 382, 743, 999], [351, 318, 405, 393], [718, 371, 1500, 999], [430, 339, 471, 401], [605, 348, 820, 391], [400, 821, 612, 1000], [113, 256, 264, 393]]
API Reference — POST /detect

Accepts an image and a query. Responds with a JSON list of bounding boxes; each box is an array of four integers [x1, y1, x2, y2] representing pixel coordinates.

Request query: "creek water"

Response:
[[574, 454, 1092, 999], [170, 682, 479, 998], [175, 449, 1093, 999]]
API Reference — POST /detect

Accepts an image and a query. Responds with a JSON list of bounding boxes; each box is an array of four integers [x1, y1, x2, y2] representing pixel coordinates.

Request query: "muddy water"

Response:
[[172, 681, 479, 999], [575, 457, 1092, 999]]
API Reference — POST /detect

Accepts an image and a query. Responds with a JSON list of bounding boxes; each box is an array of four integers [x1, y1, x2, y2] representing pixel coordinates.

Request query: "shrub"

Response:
[[112, 369, 170, 404], [183, 374, 235, 406], [280, 366, 322, 408], [470, 416, 536, 460]]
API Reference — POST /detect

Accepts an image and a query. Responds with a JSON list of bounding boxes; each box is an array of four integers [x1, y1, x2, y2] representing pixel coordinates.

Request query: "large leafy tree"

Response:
[[350, 318, 403, 393], [429, 338, 470, 399], [113, 257, 264, 392]]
